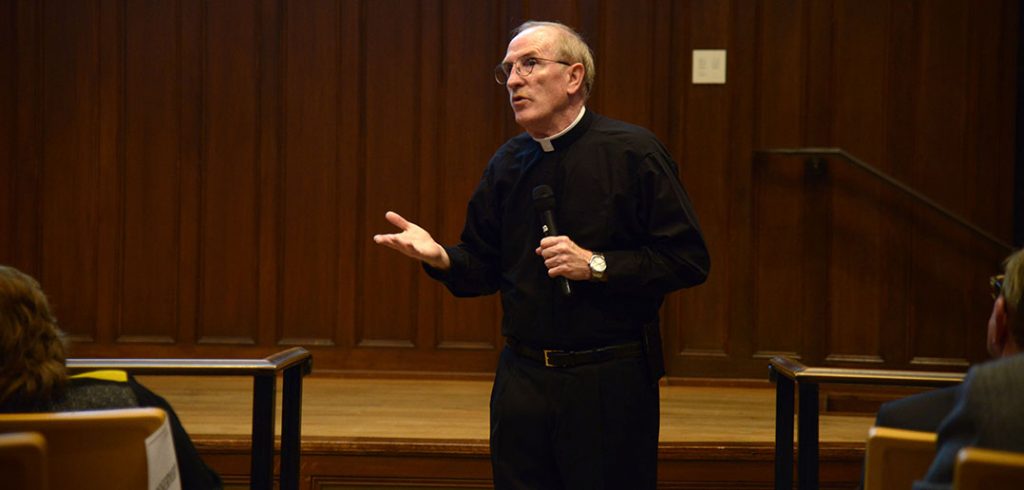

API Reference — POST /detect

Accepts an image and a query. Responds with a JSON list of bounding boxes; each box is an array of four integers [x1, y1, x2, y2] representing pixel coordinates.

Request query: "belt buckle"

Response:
[[543, 349, 556, 367]]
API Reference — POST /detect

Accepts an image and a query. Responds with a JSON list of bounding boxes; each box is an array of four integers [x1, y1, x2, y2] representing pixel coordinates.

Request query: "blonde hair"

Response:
[[1003, 249, 1024, 346], [514, 21, 595, 98], [0, 266, 67, 408]]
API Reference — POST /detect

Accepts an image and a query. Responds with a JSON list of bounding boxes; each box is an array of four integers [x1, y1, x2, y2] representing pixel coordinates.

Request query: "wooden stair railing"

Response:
[[768, 356, 963, 490], [755, 147, 1015, 253], [67, 347, 313, 490]]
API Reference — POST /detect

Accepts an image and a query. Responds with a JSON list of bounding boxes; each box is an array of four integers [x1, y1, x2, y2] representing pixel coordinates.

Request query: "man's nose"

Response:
[[506, 70, 525, 89]]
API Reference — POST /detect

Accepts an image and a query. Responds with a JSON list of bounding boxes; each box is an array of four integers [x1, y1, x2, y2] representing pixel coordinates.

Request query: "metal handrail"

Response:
[[768, 355, 963, 490], [68, 346, 311, 375], [68, 347, 313, 490], [768, 355, 964, 387], [755, 147, 1015, 252]]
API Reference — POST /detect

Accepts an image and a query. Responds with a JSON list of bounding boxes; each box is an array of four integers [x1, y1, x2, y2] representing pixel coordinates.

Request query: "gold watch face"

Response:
[[590, 254, 606, 272]]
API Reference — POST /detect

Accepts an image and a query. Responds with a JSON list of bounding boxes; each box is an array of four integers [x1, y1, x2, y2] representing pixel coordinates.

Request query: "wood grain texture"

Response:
[[139, 375, 873, 443], [0, 0, 1017, 378], [139, 374, 873, 489]]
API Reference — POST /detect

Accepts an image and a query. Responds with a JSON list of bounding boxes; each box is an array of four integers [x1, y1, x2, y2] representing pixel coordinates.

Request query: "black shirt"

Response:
[[427, 109, 709, 349]]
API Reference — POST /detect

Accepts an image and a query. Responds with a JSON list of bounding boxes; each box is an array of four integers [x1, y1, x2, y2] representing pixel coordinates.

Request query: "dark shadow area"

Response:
[[1017, 3, 1024, 247]]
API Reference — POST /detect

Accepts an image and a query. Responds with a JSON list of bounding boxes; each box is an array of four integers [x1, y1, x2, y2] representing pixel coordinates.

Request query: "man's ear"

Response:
[[991, 296, 1010, 356], [566, 63, 585, 96]]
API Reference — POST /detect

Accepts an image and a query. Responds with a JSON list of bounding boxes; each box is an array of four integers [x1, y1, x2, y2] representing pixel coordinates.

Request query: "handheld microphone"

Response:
[[532, 185, 572, 297]]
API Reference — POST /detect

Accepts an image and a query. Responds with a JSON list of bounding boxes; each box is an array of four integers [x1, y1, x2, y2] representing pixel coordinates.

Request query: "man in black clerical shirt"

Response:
[[374, 20, 709, 489]]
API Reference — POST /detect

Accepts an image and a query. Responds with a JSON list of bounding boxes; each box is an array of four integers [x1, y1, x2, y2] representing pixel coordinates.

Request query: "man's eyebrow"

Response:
[[503, 50, 539, 63]]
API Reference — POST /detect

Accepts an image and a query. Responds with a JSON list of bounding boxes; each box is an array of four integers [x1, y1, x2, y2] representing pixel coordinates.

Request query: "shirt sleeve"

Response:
[[602, 151, 710, 296], [423, 163, 503, 297]]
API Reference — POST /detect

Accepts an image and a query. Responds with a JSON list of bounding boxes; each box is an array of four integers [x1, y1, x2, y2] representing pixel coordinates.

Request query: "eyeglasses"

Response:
[[494, 57, 572, 85], [990, 274, 1005, 299]]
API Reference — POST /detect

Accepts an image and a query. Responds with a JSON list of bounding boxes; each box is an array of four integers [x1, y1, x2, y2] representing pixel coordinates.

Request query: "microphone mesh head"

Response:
[[532, 185, 556, 212]]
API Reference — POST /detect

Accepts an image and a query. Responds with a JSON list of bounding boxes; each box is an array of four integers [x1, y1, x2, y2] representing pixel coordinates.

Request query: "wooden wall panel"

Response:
[[335, 0, 361, 351], [670, 0, 732, 367], [595, 0, 657, 129], [969, 1, 1018, 240], [0, 0, 1017, 378], [752, 1, 809, 360], [120, 1, 182, 343], [200, 0, 261, 344], [10, 2, 41, 274], [435, 0, 502, 352], [360, 0, 419, 348], [906, 0, 975, 366], [40, 1, 102, 342], [95, 0, 126, 346], [828, 0, 889, 363], [281, 0, 342, 346], [0, 2, 13, 264]]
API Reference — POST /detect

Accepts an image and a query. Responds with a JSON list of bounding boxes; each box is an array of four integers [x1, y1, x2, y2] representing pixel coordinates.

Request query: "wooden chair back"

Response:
[[0, 431, 48, 490], [864, 426, 937, 490], [955, 446, 1024, 490], [0, 407, 170, 490]]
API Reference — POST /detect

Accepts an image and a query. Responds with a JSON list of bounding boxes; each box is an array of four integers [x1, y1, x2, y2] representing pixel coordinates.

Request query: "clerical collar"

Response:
[[533, 106, 587, 152]]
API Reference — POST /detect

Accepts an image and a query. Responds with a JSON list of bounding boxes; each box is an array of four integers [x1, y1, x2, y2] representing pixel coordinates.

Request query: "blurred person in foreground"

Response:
[[0, 264, 222, 490], [908, 248, 1024, 489]]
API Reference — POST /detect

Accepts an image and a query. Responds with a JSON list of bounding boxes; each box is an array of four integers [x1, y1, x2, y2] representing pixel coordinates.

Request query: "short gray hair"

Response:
[[513, 21, 595, 98], [1003, 248, 1024, 346]]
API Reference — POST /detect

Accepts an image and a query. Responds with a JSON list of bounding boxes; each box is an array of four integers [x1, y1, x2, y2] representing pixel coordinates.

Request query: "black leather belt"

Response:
[[506, 338, 644, 368]]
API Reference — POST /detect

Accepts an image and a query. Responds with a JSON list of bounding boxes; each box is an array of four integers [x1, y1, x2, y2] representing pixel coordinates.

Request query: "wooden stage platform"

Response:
[[138, 375, 875, 489]]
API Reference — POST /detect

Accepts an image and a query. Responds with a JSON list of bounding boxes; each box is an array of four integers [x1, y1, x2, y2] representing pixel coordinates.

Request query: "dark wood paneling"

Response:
[[120, 0, 182, 343], [671, 0, 731, 366], [0, 0, 1017, 378], [753, 1, 810, 360], [828, 0, 888, 362], [595, 0, 657, 128], [0, 2, 14, 264], [435, 0, 502, 352], [11, 1, 41, 276], [906, 0, 975, 366], [281, 0, 342, 346], [336, 0, 361, 351], [360, 0, 419, 348], [200, 0, 261, 344], [95, 0, 125, 344], [40, 0, 102, 342]]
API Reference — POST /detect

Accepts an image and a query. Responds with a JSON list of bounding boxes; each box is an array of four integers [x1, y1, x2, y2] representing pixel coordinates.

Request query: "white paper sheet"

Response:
[[145, 416, 181, 490]]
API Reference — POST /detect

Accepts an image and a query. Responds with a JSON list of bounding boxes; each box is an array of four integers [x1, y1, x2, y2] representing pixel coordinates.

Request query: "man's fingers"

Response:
[[385, 211, 411, 231], [372, 233, 399, 247], [538, 236, 564, 248]]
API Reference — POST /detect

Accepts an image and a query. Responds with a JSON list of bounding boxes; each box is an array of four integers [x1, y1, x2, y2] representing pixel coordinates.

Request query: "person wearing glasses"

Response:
[[910, 248, 1024, 489], [374, 20, 709, 489], [854, 250, 1024, 490], [872, 252, 1024, 433]]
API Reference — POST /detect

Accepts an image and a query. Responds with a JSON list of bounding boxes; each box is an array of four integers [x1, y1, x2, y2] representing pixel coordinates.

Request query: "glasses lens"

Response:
[[494, 64, 509, 84], [991, 274, 1005, 299], [519, 58, 536, 77]]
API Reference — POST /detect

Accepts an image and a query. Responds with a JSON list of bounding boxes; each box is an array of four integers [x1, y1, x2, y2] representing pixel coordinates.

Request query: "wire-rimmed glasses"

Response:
[[494, 57, 572, 85]]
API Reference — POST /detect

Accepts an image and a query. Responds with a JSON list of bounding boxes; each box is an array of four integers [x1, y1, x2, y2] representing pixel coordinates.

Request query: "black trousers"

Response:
[[490, 345, 659, 490]]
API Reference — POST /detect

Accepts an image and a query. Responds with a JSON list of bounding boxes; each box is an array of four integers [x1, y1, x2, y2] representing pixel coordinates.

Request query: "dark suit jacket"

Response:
[[876, 384, 962, 433], [913, 353, 1024, 490]]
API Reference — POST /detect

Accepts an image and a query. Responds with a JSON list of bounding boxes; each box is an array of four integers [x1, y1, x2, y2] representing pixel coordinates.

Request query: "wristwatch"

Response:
[[589, 253, 607, 282]]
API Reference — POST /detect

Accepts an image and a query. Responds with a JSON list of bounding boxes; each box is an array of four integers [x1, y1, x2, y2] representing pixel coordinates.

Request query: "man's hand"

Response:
[[536, 236, 592, 281], [373, 211, 450, 270]]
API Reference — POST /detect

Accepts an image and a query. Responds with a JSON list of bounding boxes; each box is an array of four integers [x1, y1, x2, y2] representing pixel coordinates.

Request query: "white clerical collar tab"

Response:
[[532, 106, 586, 153]]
